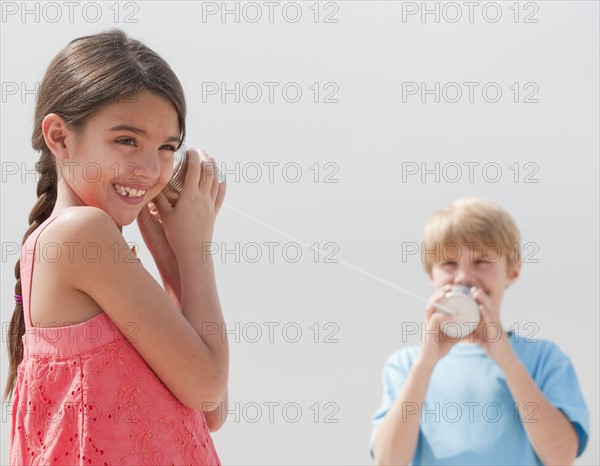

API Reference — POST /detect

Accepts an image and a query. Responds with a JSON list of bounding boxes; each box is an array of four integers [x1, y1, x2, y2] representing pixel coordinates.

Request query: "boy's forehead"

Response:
[[435, 240, 489, 260], [431, 240, 514, 269], [438, 238, 485, 250]]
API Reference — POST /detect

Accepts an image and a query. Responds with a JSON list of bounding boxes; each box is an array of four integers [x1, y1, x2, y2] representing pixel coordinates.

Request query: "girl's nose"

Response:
[[133, 152, 160, 180]]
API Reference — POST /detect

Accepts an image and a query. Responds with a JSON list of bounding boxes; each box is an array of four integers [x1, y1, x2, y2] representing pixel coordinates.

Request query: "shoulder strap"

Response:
[[20, 213, 61, 328]]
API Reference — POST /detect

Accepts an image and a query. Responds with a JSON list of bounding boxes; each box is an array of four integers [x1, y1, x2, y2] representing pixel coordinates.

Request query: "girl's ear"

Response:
[[42, 113, 72, 161]]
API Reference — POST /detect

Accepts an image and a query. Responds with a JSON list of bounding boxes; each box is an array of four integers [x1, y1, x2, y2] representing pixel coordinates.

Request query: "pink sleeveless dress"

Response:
[[10, 212, 221, 465]]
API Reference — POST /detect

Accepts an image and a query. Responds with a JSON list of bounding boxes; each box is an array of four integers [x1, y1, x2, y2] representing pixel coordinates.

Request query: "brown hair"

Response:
[[4, 29, 187, 400], [422, 197, 521, 276]]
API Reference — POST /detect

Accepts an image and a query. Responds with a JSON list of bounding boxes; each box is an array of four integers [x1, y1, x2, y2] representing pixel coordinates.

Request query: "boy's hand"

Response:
[[419, 285, 457, 364], [470, 287, 518, 370]]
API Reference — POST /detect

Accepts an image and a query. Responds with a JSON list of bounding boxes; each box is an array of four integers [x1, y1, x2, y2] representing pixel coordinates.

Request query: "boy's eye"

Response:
[[441, 261, 457, 267], [475, 259, 491, 265]]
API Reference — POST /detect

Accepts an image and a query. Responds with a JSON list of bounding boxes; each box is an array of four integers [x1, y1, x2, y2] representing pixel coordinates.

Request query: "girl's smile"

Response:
[[47, 89, 181, 228]]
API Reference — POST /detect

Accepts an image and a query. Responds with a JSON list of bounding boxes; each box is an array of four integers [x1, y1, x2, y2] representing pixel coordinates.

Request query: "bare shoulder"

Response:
[[45, 206, 121, 242], [33, 206, 225, 409], [38, 206, 132, 287]]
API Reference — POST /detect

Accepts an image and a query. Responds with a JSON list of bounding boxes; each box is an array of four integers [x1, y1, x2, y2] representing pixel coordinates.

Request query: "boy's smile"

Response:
[[430, 242, 521, 333]]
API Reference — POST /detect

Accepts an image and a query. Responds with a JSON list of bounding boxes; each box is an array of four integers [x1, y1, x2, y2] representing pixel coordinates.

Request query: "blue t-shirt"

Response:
[[370, 332, 589, 465]]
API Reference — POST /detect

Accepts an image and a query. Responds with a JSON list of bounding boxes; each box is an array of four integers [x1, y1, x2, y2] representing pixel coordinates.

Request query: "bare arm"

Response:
[[372, 357, 435, 465], [470, 287, 579, 465], [62, 206, 228, 409], [373, 286, 456, 465], [203, 388, 229, 432], [502, 359, 578, 465]]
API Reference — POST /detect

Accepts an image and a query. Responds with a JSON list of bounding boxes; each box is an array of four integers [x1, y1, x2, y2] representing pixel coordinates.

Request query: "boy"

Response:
[[370, 198, 589, 465]]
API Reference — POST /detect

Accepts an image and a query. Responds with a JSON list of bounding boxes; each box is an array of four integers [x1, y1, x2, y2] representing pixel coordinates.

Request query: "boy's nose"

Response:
[[453, 270, 473, 287]]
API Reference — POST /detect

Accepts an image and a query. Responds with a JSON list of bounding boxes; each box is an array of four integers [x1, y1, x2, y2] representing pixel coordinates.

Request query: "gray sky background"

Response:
[[1, 1, 598, 464]]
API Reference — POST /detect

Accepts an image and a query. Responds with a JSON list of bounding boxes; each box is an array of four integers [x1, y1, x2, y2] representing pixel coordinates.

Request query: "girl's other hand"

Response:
[[137, 199, 182, 305], [137, 198, 175, 258], [152, 148, 227, 259]]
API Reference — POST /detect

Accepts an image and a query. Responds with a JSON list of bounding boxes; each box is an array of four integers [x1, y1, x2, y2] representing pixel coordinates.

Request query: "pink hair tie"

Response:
[[14, 294, 23, 305]]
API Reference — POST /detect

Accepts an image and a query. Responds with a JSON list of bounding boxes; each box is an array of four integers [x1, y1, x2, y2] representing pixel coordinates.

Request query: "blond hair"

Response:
[[422, 198, 521, 275]]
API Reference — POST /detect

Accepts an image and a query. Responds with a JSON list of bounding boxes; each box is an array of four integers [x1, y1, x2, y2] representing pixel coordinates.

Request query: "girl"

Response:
[[4, 29, 228, 465]]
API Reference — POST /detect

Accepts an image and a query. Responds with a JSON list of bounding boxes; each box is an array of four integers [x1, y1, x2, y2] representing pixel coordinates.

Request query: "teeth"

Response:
[[114, 184, 146, 198]]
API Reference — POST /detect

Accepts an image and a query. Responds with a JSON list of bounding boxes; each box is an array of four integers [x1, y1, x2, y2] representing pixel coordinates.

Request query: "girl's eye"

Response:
[[117, 139, 176, 151], [441, 261, 457, 267], [476, 259, 491, 265], [117, 138, 136, 146]]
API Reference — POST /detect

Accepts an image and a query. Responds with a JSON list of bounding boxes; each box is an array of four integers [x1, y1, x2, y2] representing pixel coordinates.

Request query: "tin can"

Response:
[[163, 144, 189, 206], [162, 145, 224, 206], [439, 285, 480, 339]]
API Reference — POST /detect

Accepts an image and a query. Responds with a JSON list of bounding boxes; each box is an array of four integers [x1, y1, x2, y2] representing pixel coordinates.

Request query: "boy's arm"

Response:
[[502, 359, 578, 465], [373, 288, 456, 465], [372, 356, 435, 466], [471, 289, 579, 465]]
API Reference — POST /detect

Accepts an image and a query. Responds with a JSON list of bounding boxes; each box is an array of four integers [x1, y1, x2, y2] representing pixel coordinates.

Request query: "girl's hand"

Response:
[[469, 287, 517, 369], [153, 148, 227, 259], [136, 199, 182, 306], [419, 284, 457, 364]]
